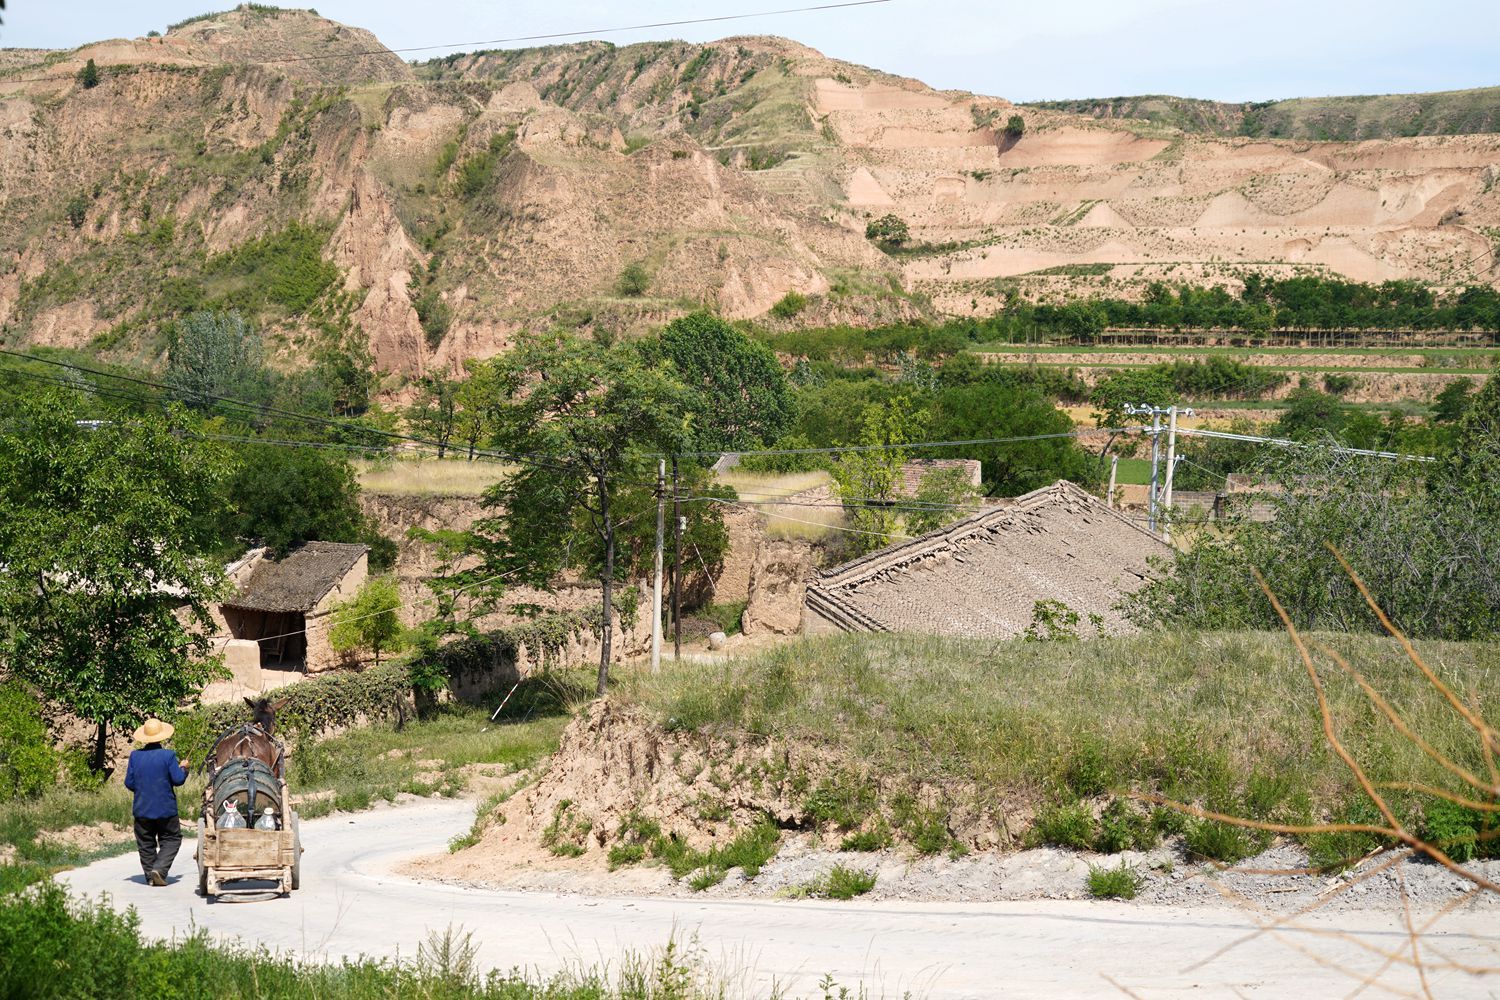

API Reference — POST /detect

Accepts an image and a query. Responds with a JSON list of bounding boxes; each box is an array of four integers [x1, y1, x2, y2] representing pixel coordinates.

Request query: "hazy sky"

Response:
[[5, 1, 1499, 103]]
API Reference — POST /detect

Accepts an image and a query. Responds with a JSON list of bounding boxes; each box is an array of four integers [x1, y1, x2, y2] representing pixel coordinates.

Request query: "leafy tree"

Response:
[[1089, 368, 1175, 432], [77, 59, 99, 89], [1128, 374, 1500, 640], [645, 312, 793, 454], [1273, 387, 1349, 441], [404, 375, 458, 458], [1004, 114, 1026, 138], [1433, 378, 1475, 423], [328, 576, 405, 666], [770, 291, 808, 319], [165, 310, 269, 410], [832, 396, 927, 555], [864, 214, 910, 247], [453, 361, 497, 461], [617, 262, 650, 297], [468, 333, 694, 695], [906, 465, 982, 536], [928, 381, 1093, 496], [0, 393, 228, 771], [221, 444, 368, 557]]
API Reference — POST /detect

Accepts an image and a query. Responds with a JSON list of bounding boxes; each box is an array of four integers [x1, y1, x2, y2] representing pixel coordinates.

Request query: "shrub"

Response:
[[77, 59, 100, 89], [838, 825, 893, 852], [0, 682, 59, 802], [1422, 798, 1484, 863], [616, 262, 650, 297], [1086, 862, 1144, 900], [1323, 372, 1356, 395], [541, 799, 591, 857], [688, 865, 727, 890], [818, 864, 877, 900], [1004, 115, 1026, 138], [1032, 801, 1096, 850], [1305, 796, 1394, 872], [607, 843, 646, 870], [770, 291, 808, 319], [1095, 800, 1157, 854], [1184, 818, 1265, 863], [864, 214, 909, 247], [65, 194, 89, 230]]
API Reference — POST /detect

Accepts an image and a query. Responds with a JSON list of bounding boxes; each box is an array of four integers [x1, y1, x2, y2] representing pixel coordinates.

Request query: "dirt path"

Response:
[[59, 800, 1498, 998]]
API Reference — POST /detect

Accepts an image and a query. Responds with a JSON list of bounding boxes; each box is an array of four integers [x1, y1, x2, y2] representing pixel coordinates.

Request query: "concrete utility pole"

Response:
[[1161, 405, 1193, 544], [1125, 403, 1191, 536], [650, 459, 665, 673], [1107, 454, 1119, 508], [671, 457, 683, 660]]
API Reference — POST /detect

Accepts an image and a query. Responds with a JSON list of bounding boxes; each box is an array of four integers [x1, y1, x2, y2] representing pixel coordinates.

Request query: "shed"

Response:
[[804, 481, 1169, 640], [219, 541, 369, 672]]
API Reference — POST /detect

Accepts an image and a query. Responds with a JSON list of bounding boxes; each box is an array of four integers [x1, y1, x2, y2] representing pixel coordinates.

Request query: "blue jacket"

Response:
[[124, 745, 188, 819]]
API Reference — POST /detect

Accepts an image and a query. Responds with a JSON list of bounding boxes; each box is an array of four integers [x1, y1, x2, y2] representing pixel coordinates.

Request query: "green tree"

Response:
[[1433, 378, 1475, 423], [328, 576, 405, 666], [832, 396, 927, 555], [404, 375, 458, 458], [864, 214, 910, 247], [77, 58, 99, 89], [165, 311, 268, 411], [470, 333, 694, 695], [221, 444, 369, 557], [617, 262, 650, 297], [1004, 114, 1026, 138], [645, 312, 793, 454], [453, 361, 497, 461], [1273, 387, 1349, 441], [65, 194, 89, 230], [906, 465, 982, 536], [928, 382, 1093, 495], [1089, 368, 1175, 433], [0, 393, 228, 771]]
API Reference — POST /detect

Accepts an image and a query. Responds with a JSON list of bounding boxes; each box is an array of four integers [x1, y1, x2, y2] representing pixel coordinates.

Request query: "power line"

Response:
[[1175, 427, 1437, 463], [0, 1, 892, 85], [684, 426, 1140, 460]]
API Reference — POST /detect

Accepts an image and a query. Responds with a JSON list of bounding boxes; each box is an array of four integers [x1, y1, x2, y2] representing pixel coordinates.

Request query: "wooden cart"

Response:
[[195, 778, 302, 899]]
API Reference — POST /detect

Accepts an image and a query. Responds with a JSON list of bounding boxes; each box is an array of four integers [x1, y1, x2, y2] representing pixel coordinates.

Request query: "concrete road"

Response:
[[62, 800, 1499, 998]]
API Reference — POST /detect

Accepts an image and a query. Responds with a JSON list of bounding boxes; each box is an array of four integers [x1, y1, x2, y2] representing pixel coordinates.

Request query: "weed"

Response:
[[1032, 802, 1096, 850], [1095, 800, 1157, 854], [1086, 862, 1144, 900], [541, 800, 591, 858], [607, 843, 647, 870], [1305, 796, 1394, 871], [1185, 818, 1266, 864], [838, 823, 892, 852], [799, 864, 877, 900]]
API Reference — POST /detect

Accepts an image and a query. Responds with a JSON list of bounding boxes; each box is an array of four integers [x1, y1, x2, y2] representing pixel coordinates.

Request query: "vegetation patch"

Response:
[[1086, 862, 1144, 900]]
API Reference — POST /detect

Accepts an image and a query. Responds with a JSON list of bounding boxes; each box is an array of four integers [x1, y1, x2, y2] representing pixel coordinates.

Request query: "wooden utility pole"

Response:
[[671, 457, 682, 660], [650, 459, 665, 673]]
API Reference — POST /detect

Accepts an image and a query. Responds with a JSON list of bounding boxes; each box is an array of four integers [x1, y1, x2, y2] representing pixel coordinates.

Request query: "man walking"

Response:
[[124, 717, 189, 886]]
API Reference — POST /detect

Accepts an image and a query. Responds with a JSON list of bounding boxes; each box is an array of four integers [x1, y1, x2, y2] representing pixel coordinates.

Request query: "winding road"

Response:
[[61, 800, 1499, 998]]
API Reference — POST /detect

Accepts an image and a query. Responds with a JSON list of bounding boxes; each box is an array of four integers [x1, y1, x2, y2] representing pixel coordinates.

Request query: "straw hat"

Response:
[[132, 718, 174, 744]]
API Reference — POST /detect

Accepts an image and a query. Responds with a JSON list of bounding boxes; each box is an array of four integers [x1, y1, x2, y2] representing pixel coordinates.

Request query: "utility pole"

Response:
[[650, 459, 665, 673], [1107, 454, 1119, 508], [1125, 403, 1191, 536], [1161, 405, 1193, 544], [671, 456, 683, 660]]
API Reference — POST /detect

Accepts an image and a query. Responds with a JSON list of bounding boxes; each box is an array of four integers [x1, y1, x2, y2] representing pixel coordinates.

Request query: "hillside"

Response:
[[0, 5, 1497, 378], [1028, 86, 1500, 141]]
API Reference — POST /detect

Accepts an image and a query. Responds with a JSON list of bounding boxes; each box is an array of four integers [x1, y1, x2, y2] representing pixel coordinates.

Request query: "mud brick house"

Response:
[[804, 481, 1169, 639], [218, 541, 369, 672]]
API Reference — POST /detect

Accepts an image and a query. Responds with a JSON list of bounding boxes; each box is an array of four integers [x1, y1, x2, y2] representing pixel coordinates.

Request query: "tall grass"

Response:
[[618, 631, 1498, 841], [355, 458, 513, 497], [0, 880, 739, 999]]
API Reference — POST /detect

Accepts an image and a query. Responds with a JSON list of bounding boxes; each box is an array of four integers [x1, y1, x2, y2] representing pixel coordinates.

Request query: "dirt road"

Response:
[[60, 800, 1498, 998]]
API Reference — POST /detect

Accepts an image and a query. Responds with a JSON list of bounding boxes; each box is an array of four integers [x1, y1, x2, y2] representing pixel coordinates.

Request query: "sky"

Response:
[[5, 0, 1499, 103]]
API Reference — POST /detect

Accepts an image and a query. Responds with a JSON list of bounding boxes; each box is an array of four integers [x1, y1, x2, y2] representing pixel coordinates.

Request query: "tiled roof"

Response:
[[221, 541, 368, 613], [805, 481, 1169, 639]]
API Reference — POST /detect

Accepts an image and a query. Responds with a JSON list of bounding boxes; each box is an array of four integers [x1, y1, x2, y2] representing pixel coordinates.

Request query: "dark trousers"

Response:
[[133, 815, 182, 877]]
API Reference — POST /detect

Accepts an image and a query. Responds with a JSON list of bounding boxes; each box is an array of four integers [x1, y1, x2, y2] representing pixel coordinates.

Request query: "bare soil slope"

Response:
[[1, 10, 1496, 374]]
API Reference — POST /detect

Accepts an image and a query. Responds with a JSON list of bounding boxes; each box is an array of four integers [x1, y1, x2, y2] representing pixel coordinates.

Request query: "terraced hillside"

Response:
[[1029, 86, 1500, 141], [0, 5, 1497, 378]]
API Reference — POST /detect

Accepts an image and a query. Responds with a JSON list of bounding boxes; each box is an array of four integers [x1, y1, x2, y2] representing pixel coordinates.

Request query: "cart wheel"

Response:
[[289, 811, 301, 891], [196, 818, 209, 897]]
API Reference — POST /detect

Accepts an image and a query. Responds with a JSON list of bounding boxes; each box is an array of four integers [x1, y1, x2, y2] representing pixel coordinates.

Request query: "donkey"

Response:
[[208, 697, 289, 779]]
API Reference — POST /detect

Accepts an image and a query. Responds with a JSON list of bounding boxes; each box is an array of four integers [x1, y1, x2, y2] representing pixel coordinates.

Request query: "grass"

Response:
[[644, 815, 781, 889], [1086, 862, 1145, 900], [354, 458, 513, 497], [617, 631, 1500, 857], [0, 879, 739, 999], [789, 864, 877, 900]]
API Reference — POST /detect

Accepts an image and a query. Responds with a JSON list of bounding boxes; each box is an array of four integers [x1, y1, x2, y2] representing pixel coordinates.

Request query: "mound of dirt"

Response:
[[411, 701, 1021, 887]]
